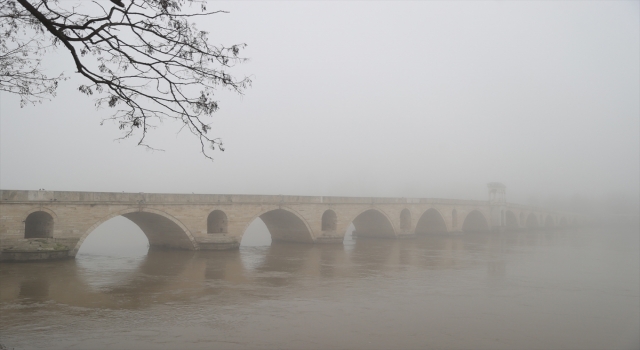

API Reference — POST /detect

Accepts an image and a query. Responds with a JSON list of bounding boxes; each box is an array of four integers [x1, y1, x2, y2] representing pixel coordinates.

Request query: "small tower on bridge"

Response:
[[488, 182, 506, 204], [488, 182, 507, 230]]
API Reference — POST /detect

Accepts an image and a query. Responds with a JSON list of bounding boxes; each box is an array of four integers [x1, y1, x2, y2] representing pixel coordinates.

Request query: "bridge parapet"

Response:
[[1, 190, 488, 206]]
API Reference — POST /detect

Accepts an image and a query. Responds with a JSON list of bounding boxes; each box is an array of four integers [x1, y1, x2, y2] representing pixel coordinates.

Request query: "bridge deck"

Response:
[[2, 190, 492, 206]]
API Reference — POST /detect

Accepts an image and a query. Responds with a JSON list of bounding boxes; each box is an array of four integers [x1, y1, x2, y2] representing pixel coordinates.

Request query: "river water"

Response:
[[1, 224, 638, 349]]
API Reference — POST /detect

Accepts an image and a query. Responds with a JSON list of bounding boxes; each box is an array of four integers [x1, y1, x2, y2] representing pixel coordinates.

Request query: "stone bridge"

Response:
[[0, 188, 581, 261]]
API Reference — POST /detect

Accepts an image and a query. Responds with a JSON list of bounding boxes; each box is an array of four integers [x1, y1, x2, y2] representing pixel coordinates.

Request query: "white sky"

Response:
[[1, 1, 638, 204]]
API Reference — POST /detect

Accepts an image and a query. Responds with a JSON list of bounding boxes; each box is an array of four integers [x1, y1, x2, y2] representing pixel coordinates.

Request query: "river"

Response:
[[1, 224, 638, 349]]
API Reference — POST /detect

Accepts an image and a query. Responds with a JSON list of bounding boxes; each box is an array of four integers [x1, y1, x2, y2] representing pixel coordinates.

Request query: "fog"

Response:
[[1, 1, 638, 211], [1, 2, 639, 349]]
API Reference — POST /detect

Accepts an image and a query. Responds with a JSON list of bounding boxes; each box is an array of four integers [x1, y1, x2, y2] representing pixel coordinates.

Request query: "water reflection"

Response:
[[0, 229, 615, 308], [19, 279, 49, 300], [1, 227, 638, 350]]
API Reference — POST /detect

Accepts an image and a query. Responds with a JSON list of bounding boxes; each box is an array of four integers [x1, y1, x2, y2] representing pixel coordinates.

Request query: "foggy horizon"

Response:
[[0, 1, 638, 208], [1, 1, 639, 349]]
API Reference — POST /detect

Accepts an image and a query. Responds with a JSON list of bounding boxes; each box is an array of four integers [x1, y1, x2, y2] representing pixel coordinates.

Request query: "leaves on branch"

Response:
[[0, 0, 66, 106], [1, 0, 251, 159]]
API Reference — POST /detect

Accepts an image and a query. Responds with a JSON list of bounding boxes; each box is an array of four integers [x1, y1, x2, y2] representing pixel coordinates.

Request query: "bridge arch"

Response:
[[400, 209, 412, 231], [544, 215, 554, 229], [559, 217, 567, 227], [462, 210, 489, 232], [505, 210, 518, 229], [72, 208, 197, 256], [24, 211, 55, 238], [415, 208, 447, 234], [321, 209, 338, 232], [24, 207, 58, 221], [242, 207, 315, 243], [350, 208, 396, 238], [207, 210, 228, 233], [526, 213, 539, 229]]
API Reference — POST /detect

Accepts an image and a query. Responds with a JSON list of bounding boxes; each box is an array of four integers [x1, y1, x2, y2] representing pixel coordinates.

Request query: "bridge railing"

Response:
[[1, 190, 488, 206]]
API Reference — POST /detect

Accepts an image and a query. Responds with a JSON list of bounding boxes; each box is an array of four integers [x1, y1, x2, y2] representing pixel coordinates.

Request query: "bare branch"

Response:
[[1, 0, 250, 159]]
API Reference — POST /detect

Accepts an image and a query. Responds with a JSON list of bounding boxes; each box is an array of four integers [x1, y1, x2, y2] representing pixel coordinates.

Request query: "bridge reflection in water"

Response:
[[1, 226, 638, 349], [0, 230, 575, 307]]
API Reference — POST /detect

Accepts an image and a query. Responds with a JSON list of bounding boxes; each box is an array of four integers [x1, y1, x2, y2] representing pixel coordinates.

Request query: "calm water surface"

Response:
[[1, 227, 638, 349]]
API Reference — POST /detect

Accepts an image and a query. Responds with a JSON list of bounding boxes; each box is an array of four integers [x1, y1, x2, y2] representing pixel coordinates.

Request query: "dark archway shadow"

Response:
[[351, 209, 395, 238], [526, 213, 539, 230], [506, 210, 519, 230], [415, 208, 447, 235], [241, 208, 314, 246], [462, 210, 489, 233]]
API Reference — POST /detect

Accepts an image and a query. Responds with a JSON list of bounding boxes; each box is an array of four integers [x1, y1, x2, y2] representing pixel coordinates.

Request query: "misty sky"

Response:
[[0, 1, 638, 204]]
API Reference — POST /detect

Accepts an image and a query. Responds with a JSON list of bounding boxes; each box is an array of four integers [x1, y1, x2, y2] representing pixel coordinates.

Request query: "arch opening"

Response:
[[207, 210, 228, 233], [75, 209, 196, 257], [24, 211, 54, 238], [526, 213, 539, 229], [415, 208, 447, 234], [121, 211, 195, 250], [77, 216, 149, 258], [400, 209, 411, 231], [544, 216, 554, 229], [240, 217, 272, 247], [242, 209, 314, 245], [343, 222, 357, 245], [462, 210, 489, 233], [351, 209, 395, 238], [505, 210, 518, 229], [322, 210, 337, 232], [559, 217, 568, 227]]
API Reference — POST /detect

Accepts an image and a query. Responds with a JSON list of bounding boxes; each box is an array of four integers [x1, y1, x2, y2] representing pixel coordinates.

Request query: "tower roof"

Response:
[[487, 182, 506, 189]]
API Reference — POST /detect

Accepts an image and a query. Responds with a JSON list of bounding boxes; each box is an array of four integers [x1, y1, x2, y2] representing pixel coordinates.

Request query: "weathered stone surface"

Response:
[[0, 190, 581, 261]]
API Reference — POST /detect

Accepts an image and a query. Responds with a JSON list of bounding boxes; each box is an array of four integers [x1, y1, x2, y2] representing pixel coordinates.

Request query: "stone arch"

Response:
[[25, 207, 58, 221], [452, 209, 458, 229], [415, 208, 447, 234], [462, 210, 489, 233], [544, 215, 554, 229], [526, 213, 539, 229], [207, 210, 228, 233], [505, 210, 518, 229], [322, 209, 337, 232], [243, 207, 315, 243], [350, 208, 396, 238], [400, 209, 412, 231], [559, 217, 568, 227], [24, 211, 54, 238], [72, 208, 197, 256]]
